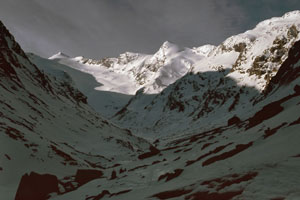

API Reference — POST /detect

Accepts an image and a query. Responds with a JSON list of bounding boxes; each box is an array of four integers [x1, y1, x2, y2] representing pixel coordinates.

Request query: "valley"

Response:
[[1, 10, 300, 200]]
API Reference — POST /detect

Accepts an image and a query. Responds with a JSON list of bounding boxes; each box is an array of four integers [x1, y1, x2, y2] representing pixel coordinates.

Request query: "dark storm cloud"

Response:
[[0, 0, 299, 59]]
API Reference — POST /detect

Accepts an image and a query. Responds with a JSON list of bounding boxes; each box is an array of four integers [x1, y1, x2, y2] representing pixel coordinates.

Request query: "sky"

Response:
[[0, 0, 300, 59]]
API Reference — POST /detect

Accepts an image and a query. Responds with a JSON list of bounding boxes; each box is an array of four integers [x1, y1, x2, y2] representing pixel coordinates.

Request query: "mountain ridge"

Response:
[[107, 11, 300, 139], [0, 20, 151, 199]]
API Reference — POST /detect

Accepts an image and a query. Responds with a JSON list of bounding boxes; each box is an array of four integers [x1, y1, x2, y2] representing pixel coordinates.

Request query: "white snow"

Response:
[[49, 41, 207, 95]]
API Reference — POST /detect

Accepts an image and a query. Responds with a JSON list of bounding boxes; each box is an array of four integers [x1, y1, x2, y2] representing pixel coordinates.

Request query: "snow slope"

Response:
[[49, 41, 209, 95], [0, 20, 151, 199], [46, 41, 210, 117], [54, 38, 300, 199], [28, 53, 132, 118], [54, 29, 300, 199], [193, 10, 300, 91]]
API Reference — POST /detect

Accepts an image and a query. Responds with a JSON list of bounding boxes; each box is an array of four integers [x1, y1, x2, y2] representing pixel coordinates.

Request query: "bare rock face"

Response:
[[75, 169, 103, 186], [15, 172, 59, 200], [227, 115, 241, 126], [138, 145, 161, 160], [264, 40, 300, 94], [294, 84, 300, 94], [110, 170, 117, 180]]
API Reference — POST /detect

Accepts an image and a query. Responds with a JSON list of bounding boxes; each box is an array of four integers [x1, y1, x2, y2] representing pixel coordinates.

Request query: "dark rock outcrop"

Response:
[[15, 172, 59, 200], [265, 40, 300, 94], [227, 116, 241, 126], [138, 145, 160, 160], [75, 169, 103, 186], [110, 170, 117, 180]]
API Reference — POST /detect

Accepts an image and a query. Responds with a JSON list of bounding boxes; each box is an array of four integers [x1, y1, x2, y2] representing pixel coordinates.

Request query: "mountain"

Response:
[[46, 11, 300, 138], [0, 21, 151, 199], [27, 53, 133, 119], [1, 11, 300, 200], [110, 10, 300, 138], [48, 41, 201, 95], [46, 41, 212, 118]]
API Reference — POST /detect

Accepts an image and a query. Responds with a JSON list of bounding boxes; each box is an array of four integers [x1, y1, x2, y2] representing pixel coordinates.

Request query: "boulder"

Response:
[[110, 170, 117, 180], [15, 172, 59, 200], [294, 85, 300, 94], [228, 116, 241, 126], [75, 169, 103, 186]]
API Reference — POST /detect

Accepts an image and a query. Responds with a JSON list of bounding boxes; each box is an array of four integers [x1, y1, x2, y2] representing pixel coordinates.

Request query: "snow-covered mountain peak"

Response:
[[192, 44, 216, 56], [49, 51, 70, 60], [161, 40, 175, 47], [48, 40, 203, 96], [190, 11, 300, 92], [254, 12, 300, 33], [281, 10, 300, 19], [44, 11, 300, 125], [111, 11, 300, 139], [156, 41, 181, 55]]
